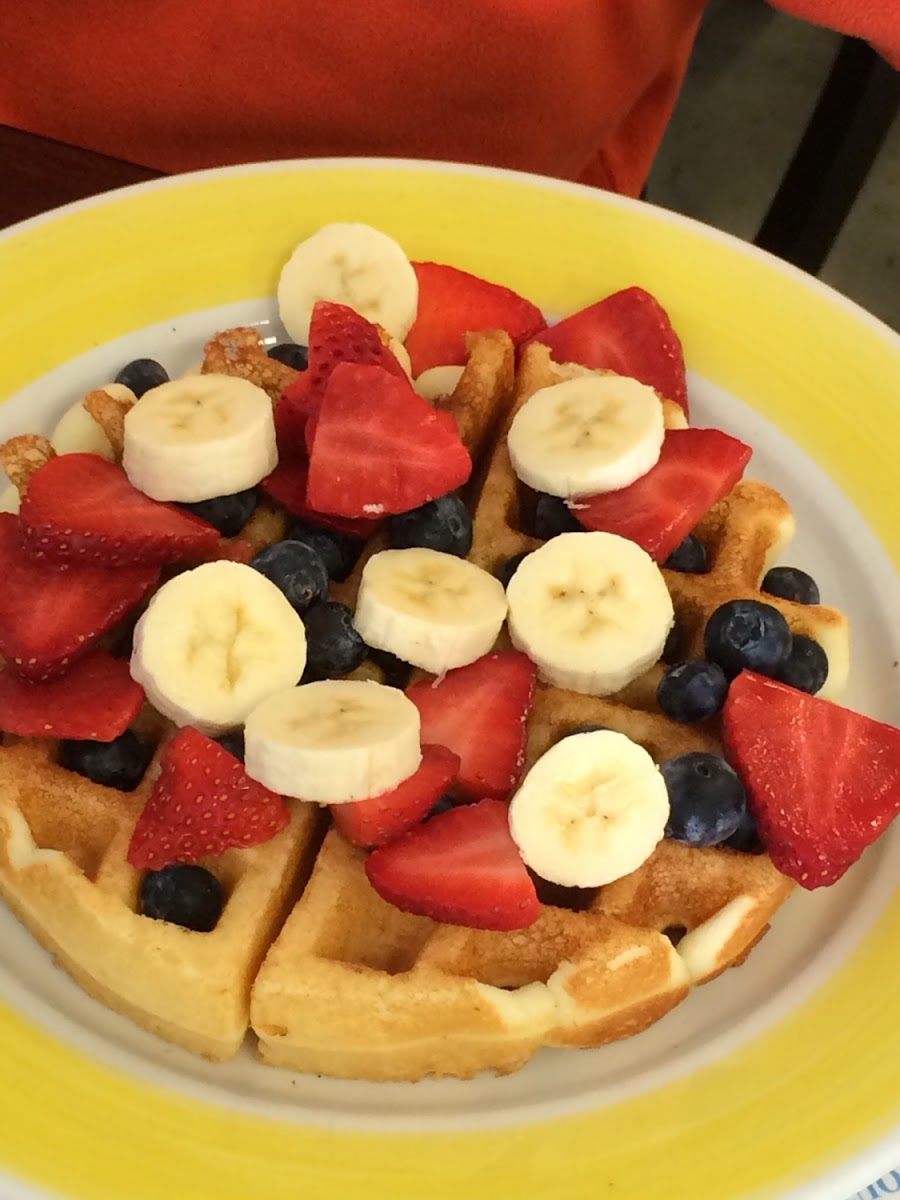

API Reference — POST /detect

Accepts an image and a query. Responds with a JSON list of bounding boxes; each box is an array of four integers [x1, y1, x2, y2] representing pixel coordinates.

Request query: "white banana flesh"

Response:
[[353, 547, 507, 674], [414, 365, 465, 401], [244, 680, 422, 804], [506, 532, 673, 695], [0, 484, 20, 513], [122, 373, 277, 502], [509, 730, 669, 887], [130, 561, 307, 735], [277, 222, 419, 345], [51, 384, 129, 460], [506, 374, 665, 498]]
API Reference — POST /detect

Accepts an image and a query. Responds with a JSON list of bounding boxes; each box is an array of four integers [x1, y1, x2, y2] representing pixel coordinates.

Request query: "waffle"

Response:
[[0, 331, 847, 1079]]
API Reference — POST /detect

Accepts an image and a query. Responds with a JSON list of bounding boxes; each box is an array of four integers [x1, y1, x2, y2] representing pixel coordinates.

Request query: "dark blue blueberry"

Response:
[[267, 342, 308, 371], [773, 635, 829, 695], [214, 730, 245, 762], [657, 659, 729, 723], [59, 729, 154, 792], [389, 495, 473, 558], [368, 646, 412, 689], [139, 865, 224, 932], [703, 599, 792, 679], [288, 519, 362, 583], [664, 534, 708, 574], [302, 602, 367, 680], [426, 793, 466, 820], [662, 752, 747, 847], [114, 358, 169, 397], [661, 622, 686, 665], [533, 494, 583, 541], [722, 806, 765, 854], [529, 871, 597, 912], [496, 551, 529, 589], [250, 540, 329, 614], [762, 566, 820, 606], [179, 488, 258, 537]]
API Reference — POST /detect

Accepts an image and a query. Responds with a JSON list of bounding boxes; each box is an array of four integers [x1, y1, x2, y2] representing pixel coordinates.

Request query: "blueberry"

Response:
[[664, 534, 708, 574], [368, 646, 412, 689], [704, 599, 792, 679], [762, 566, 820, 606], [288, 520, 362, 583], [389, 495, 472, 557], [427, 793, 466, 820], [773, 635, 829, 695], [722, 806, 765, 854], [179, 488, 258, 537], [302, 602, 367, 680], [657, 659, 729, 723], [114, 358, 169, 397], [139, 865, 224, 932], [661, 752, 747, 847], [529, 871, 597, 912], [214, 730, 245, 762], [59, 729, 154, 792], [533, 494, 583, 541], [496, 551, 529, 589], [268, 342, 308, 371], [250, 540, 329, 614], [661, 622, 686, 665]]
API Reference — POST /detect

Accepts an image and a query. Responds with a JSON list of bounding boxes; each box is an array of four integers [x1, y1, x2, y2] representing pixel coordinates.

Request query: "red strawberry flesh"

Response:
[[0, 650, 144, 740], [260, 457, 383, 539], [406, 650, 536, 800], [331, 743, 461, 847], [365, 797, 539, 930], [723, 671, 900, 888], [127, 727, 291, 870]]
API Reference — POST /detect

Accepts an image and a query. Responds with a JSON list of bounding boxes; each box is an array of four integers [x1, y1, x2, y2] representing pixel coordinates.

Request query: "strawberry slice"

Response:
[[331, 744, 461, 847], [260, 457, 383, 539], [723, 671, 900, 888], [0, 513, 158, 680], [528, 286, 689, 414], [406, 651, 536, 800], [306, 362, 472, 518], [0, 650, 144, 740], [19, 454, 220, 567], [573, 428, 752, 562], [127, 726, 291, 870], [365, 797, 539, 930], [404, 261, 546, 376]]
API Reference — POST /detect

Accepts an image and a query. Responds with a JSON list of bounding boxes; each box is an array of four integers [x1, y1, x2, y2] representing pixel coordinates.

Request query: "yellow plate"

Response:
[[1, 160, 899, 1200]]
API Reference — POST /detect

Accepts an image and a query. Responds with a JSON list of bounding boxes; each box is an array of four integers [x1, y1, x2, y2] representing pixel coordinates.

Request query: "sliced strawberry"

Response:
[[365, 797, 539, 930], [529, 287, 689, 414], [19, 454, 220, 567], [306, 362, 472, 518], [404, 261, 546, 376], [331, 744, 461, 848], [723, 671, 900, 888], [127, 727, 291, 870], [0, 513, 158, 680], [0, 650, 144, 740], [573, 428, 751, 562], [406, 651, 536, 800], [260, 457, 384, 538]]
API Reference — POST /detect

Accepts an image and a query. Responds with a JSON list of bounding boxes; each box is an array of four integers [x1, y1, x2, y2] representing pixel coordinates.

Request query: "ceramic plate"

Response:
[[0, 160, 899, 1200]]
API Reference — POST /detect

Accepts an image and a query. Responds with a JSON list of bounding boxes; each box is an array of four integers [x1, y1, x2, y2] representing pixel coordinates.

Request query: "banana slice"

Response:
[[506, 374, 665, 497], [509, 730, 669, 887], [244, 679, 421, 804], [277, 222, 419, 344], [122, 373, 277, 502], [386, 334, 413, 378], [51, 384, 129, 460], [0, 484, 20, 514], [130, 561, 307, 735], [414, 365, 465, 401], [506, 532, 673, 695], [353, 547, 507, 674]]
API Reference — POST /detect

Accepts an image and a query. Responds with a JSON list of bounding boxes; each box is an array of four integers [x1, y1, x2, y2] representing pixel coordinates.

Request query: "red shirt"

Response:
[[1, 1, 897, 196]]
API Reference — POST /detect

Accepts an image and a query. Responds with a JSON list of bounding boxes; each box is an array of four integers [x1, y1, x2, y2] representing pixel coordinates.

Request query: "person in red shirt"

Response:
[[0, 1, 897, 197]]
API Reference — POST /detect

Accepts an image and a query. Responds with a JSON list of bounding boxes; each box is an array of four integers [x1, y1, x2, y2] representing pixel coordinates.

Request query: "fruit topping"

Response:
[[261, 458, 383, 539], [723, 671, 900, 887], [267, 342, 308, 371], [773, 634, 829, 695], [114, 357, 169, 397], [404, 261, 546, 376], [406, 649, 536, 800], [365, 797, 540, 931], [139, 864, 225, 932], [250, 540, 330, 615], [722, 805, 765, 854], [527, 286, 688, 414], [214, 730, 246, 761], [0, 650, 145, 741], [661, 752, 747, 847], [331, 743, 461, 847], [495, 550, 529, 589], [389, 494, 473, 558], [663, 532, 708, 574], [60, 728, 155, 792], [762, 565, 820, 605], [287, 519, 363, 582], [532, 493, 584, 540], [572, 427, 752, 563], [179, 488, 258, 537], [301, 601, 368, 681], [657, 659, 729, 723], [127, 726, 291, 870], [704, 599, 792, 680]]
